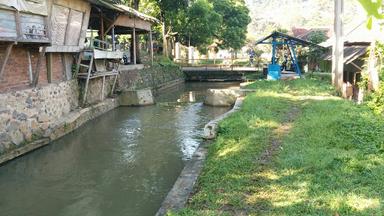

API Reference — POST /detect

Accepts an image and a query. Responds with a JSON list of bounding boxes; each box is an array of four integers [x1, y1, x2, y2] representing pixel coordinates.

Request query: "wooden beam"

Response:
[[100, 12, 105, 44], [64, 9, 73, 46], [27, 50, 33, 83], [32, 47, 46, 87], [82, 55, 94, 105], [46, 53, 53, 83], [112, 26, 116, 51], [15, 11, 21, 40], [104, 18, 118, 36], [0, 43, 14, 80]]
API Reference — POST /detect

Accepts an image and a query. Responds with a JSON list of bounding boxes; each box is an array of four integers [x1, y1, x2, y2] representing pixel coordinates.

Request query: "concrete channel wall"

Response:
[[0, 66, 185, 165], [156, 97, 244, 215]]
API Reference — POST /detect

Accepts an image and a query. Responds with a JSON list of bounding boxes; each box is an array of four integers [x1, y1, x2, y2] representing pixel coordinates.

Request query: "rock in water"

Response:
[[204, 89, 242, 107], [119, 89, 155, 106]]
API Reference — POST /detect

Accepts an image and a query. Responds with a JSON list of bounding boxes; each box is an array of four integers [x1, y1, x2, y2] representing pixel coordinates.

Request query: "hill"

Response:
[[245, 0, 366, 40]]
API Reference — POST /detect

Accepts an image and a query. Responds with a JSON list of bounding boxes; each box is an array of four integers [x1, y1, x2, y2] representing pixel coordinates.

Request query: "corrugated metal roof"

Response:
[[321, 21, 383, 48], [323, 45, 367, 64], [88, 0, 159, 23], [255, 31, 324, 48], [115, 4, 158, 23]]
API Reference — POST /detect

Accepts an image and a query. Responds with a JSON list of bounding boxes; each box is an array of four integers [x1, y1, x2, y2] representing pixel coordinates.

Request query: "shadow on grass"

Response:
[[175, 79, 384, 216]]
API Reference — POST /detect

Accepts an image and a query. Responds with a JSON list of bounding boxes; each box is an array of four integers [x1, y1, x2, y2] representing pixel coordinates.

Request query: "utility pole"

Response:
[[332, 0, 344, 91]]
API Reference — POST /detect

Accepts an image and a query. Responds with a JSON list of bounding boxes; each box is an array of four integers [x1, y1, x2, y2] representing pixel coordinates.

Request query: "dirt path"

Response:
[[258, 104, 301, 166]]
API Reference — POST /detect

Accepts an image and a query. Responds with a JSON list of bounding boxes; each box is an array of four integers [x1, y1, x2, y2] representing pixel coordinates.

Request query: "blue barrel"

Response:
[[267, 64, 281, 80]]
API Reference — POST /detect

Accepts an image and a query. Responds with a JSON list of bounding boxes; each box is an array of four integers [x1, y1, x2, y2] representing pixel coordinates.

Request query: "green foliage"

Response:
[[297, 30, 328, 72], [115, 0, 250, 51], [211, 0, 251, 50], [307, 30, 327, 64], [176, 0, 222, 50], [368, 85, 384, 114], [360, 42, 384, 114], [175, 78, 384, 215], [358, 0, 384, 29], [155, 55, 178, 67]]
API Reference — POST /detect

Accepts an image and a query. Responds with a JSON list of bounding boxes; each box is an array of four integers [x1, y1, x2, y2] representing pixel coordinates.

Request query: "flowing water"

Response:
[[0, 82, 239, 216]]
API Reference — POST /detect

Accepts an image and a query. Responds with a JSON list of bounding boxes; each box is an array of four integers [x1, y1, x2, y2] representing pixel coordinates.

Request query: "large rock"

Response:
[[204, 89, 242, 107], [119, 89, 155, 106]]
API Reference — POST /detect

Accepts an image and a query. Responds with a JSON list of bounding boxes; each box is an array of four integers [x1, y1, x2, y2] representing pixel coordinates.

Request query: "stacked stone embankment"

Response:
[[0, 65, 185, 164]]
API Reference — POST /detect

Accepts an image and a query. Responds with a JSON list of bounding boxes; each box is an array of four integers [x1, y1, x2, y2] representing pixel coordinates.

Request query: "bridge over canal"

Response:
[[178, 59, 264, 81]]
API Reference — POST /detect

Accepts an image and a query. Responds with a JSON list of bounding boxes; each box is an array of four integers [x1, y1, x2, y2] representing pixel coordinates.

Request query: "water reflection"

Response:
[[0, 82, 239, 216]]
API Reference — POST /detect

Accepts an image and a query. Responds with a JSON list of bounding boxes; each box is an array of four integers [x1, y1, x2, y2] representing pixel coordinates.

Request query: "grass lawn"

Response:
[[172, 78, 384, 215]]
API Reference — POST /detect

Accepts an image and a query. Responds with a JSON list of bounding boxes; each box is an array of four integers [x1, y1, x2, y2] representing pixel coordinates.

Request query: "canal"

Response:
[[0, 82, 239, 216]]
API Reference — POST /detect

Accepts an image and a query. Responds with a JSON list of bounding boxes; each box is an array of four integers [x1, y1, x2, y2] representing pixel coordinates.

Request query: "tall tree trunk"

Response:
[[369, 41, 380, 91], [162, 21, 168, 57], [332, 0, 344, 91], [132, 0, 141, 63]]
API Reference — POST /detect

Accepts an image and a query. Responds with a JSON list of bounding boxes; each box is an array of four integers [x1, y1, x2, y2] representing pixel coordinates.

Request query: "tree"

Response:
[[154, 0, 189, 57], [306, 30, 327, 71], [211, 0, 251, 51], [174, 0, 222, 52], [357, 0, 384, 95]]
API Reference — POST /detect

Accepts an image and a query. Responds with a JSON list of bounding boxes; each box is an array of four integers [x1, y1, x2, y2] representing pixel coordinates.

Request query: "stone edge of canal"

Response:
[[156, 97, 244, 216]]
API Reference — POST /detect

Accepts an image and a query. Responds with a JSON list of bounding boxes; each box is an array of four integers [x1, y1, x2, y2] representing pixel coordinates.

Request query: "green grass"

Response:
[[172, 78, 384, 215]]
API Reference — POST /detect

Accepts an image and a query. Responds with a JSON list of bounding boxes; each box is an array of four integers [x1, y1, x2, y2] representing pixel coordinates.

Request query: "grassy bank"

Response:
[[173, 78, 384, 215]]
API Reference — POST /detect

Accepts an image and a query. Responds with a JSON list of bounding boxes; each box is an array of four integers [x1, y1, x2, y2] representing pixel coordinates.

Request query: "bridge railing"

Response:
[[174, 58, 265, 70]]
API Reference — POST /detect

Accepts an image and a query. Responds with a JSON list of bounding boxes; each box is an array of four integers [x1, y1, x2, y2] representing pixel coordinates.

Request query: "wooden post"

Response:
[[82, 55, 94, 105], [15, 12, 21, 40], [46, 53, 52, 83], [332, 0, 344, 91], [32, 47, 46, 87], [133, 27, 137, 65], [150, 28, 154, 66], [101, 75, 105, 101], [27, 50, 33, 83], [100, 14, 104, 40], [112, 26, 116, 51], [0, 43, 13, 80]]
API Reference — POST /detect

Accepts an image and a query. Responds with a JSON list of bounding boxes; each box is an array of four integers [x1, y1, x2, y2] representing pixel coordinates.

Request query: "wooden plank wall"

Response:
[[46, 0, 91, 52], [0, 10, 17, 40]]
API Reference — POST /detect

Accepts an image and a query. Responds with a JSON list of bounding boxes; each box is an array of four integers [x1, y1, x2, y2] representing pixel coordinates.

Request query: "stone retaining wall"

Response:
[[118, 65, 184, 91], [0, 65, 185, 164], [0, 80, 79, 155], [79, 76, 116, 105]]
